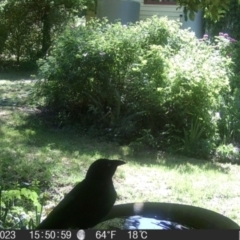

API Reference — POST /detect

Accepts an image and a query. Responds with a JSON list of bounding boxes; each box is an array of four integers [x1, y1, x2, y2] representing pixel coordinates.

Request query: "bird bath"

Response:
[[95, 202, 239, 229]]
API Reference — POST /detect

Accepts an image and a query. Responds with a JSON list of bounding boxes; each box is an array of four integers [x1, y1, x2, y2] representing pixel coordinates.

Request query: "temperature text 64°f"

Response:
[[96, 231, 117, 239]]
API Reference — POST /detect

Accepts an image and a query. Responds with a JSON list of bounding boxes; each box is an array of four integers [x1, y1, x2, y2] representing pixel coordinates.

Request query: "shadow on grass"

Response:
[[124, 148, 231, 174], [0, 103, 231, 189], [0, 71, 36, 81], [0, 110, 129, 190], [0, 72, 37, 108], [15, 111, 126, 158], [15, 111, 231, 175]]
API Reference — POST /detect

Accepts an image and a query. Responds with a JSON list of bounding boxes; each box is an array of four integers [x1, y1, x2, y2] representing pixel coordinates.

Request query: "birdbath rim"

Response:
[[102, 202, 239, 229]]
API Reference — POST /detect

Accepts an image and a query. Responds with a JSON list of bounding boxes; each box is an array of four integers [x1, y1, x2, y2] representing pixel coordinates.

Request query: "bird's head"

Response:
[[85, 159, 125, 181]]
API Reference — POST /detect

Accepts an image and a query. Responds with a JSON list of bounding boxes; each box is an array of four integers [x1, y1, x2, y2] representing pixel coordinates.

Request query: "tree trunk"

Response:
[[41, 5, 51, 57]]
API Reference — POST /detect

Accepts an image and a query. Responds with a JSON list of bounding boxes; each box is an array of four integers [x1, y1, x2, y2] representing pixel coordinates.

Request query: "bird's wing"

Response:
[[54, 179, 88, 211], [37, 180, 88, 228], [37, 179, 116, 229]]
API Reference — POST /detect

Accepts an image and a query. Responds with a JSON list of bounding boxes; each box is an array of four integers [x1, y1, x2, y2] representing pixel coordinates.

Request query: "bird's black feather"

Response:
[[36, 159, 125, 229]]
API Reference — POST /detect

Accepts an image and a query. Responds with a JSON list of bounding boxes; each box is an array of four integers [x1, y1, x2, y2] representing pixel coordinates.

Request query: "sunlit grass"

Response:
[[0, 72, 240, 227]]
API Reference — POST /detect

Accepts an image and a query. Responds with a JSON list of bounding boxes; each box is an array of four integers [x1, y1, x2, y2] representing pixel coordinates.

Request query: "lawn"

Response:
[[1, 72, 240, 227]]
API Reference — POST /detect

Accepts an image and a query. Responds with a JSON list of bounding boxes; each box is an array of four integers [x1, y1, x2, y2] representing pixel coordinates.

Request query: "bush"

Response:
[[210, 33, 240, 144], [227, 40, 240, 143], [35, 16, 234, 158], [0, 186, 42, 229], [215, 144, 240, 163]]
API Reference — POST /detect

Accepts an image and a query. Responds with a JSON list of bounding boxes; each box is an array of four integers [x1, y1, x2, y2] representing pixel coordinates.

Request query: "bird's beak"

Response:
[[114, 160, 126, 166]]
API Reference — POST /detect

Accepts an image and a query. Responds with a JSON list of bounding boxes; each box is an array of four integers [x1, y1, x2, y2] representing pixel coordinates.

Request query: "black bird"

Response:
[[36, 159, 125, 229]]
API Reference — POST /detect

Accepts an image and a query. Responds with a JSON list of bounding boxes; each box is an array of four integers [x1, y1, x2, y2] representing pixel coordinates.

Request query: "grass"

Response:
[[1, 72, 240, 228]]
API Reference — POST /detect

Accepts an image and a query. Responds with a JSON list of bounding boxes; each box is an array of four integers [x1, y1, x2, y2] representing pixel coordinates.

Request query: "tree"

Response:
[[0, 0, 86, 61], [176, 0, 240, 21], [205, 0, 240, 40]]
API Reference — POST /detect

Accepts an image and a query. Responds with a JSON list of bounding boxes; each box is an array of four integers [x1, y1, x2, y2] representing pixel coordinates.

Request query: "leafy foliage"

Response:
[[205, 0, 240, 40], [199, 34, 240, 152], [0, 0, 86, 63], [215, 144, 240, 163], [200, 33, 240, 146], [35, 16, 236, 158], [0, 186, 42, 229], [176, 0, 239, 21]]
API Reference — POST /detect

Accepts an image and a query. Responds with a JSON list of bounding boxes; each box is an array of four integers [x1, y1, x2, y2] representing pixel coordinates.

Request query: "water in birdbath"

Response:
[[94, 216, 192, 230]]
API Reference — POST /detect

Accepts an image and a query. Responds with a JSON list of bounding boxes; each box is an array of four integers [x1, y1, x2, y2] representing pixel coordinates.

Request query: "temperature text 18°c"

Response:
[[128, 231, 148, 239], [96, 231, 117, 239]]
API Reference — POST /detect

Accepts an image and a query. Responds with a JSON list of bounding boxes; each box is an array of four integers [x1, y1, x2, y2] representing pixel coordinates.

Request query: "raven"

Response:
[[36, 159, 125, 229]]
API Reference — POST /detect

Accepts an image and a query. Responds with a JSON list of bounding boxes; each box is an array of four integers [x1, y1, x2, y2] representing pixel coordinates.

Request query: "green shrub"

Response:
[[0, 186, 42, 229], [212, 34, 240, 144], [227, 40, 240, 143], [215, 144, 240, 163], [35, 16, 234, 158], [126, 31, 231, 156], [204, 9, 240, 145]]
